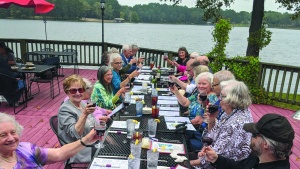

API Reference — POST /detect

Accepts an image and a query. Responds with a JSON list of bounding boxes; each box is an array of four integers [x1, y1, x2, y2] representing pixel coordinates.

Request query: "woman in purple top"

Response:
[[0, 113, 98, 169], [165, 47, 189, 75]]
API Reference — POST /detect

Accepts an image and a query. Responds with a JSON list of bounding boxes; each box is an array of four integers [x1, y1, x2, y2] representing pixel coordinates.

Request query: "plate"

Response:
[[21, 67, 35, 70], [25, 64, 35, 67], [11, 66, 18, 70]]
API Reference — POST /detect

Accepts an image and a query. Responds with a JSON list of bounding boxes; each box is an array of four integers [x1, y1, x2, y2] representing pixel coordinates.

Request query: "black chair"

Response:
[[24, 52, 45, 64], [28, 66, 60, 99], [49, 116, 89, 169], [62, 49, 79, 74], [0, 73, 26, 114]]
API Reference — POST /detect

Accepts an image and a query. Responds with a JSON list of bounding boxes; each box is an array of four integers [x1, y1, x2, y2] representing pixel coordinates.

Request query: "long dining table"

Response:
[[88, 66, 192, 169]]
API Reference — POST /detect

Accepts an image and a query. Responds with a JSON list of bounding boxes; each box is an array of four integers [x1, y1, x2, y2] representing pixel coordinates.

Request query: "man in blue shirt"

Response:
[[120, 44, 144, 74]]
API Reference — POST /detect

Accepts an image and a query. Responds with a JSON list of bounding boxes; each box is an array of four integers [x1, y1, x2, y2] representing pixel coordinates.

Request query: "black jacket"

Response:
[[213, 154, 290, 169]]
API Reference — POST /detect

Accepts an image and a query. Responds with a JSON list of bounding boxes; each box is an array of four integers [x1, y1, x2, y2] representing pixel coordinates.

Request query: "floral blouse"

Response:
[[199, 108, 253, 169], [91, 81, 118, 110], [3, 142, 48, 169], [187, 93, 219, 120]]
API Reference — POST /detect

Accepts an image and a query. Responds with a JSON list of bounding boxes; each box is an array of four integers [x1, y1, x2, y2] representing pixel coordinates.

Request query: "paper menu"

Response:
[[134, 80, 151, 83], [158, 96, 177, 100], [156, 88, 170, 92], [110, 121, 140, 129], [157, 100, 178, 105], [150, 141, 185, 154], [164, 116, 191, 123], [89, 158, 128, 169], [166, 122, 196, 131], [159, 111, 180, 117], [107, 103, 124, 117], [160, 107, 180, 111]]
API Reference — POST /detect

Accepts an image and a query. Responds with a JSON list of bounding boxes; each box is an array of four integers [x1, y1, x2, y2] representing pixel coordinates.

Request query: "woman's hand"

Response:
[[169, 84, 178, 93], [173, 61, 180, 68], [105, 109, 112, 115], [118, 87, 126, 94], [82, 129, 98, 145], [83, 104, 96, 116], [130, 70, 140, 78], [204, 147, 218, 163], [169, 75, 177, 83]]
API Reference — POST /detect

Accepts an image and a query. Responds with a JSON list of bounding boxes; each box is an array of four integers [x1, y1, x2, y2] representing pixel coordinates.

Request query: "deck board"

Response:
[[0, 68, 299, 169]]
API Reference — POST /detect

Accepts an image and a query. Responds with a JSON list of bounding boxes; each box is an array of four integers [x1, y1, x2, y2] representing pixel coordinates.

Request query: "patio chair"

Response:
[[62, 49, 79, 74], [24, 52, 45, 64], [29, 57, 60, 99], [0, 73, 26, 114], [49, 116, 89, 169]]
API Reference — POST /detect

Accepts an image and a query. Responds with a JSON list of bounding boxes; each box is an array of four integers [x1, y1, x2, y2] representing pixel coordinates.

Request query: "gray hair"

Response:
[[190, 52, 199, 59], [0, 113, 23, 136], [109, 47, 119, 54], [122, 44, 131, 52], [109, 53, 122, 68], [195, 72, 213, 86], [193, 65, 209, 77], [82, 78, 93, 92], [262, 135, 293, 160], [221, 80, 252, 109], [131, 44, 139, 50], [213, 70, 235, 83]]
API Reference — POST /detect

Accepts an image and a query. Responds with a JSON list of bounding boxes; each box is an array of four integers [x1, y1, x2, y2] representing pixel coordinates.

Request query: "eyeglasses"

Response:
[[67, 88, 85, 94], [220, 93, 227, 100], [114, 62, 123, 65], [212, 83, 220, 87]]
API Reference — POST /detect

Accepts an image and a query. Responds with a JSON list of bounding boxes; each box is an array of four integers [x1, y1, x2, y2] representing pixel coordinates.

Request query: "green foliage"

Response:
[[207, 19, 232, 72], [247, 23, 272, 50]]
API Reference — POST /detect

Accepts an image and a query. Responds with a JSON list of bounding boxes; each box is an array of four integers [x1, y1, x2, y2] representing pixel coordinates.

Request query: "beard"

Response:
[[250, 139, 262, 156]]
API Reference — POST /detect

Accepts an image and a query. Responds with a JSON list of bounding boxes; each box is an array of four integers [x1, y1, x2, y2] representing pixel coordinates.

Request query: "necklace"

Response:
[[69, 100, 82, 110], [0, 152, 17, 163]]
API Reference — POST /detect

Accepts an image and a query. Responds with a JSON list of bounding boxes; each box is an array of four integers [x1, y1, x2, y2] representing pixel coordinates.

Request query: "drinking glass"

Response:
[[147, 119, 157, 138], [163, 52, 168, 60], [123, 92, 131, 115], [126, 119, 135, 139], [151, 95, 158, 106], [150, 61, 154, 70], [147, 150, 159, 169], [142, 82, 148, 93], [130, 141, 142, 158], [128, 156, 141, 169], [136, 100, 143, 117], [151, 106, 159, 119], [94, 120, 106, 148], [198, 136, 213, 165], [199, 92, 208, 122]]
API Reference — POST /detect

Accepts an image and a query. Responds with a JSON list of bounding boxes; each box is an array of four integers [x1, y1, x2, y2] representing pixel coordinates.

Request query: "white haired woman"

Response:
[[0, 113, 97, 168], [190, 80, 253, 168], [110, 53, 140, 94]]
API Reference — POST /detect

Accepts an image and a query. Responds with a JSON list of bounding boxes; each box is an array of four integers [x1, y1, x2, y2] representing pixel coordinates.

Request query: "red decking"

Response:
[[0, 68, 299, 169]]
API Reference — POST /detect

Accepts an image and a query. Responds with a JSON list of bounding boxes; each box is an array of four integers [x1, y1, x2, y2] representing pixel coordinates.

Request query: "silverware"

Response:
[[97, 155, 167, 162]]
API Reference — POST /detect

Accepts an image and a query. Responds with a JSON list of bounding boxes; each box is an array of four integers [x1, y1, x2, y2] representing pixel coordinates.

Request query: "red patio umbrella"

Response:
[[0, 0, 54, 14]]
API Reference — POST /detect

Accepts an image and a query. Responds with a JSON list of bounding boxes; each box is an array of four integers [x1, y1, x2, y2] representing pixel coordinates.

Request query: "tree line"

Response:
[[0, 0, 299, 28]]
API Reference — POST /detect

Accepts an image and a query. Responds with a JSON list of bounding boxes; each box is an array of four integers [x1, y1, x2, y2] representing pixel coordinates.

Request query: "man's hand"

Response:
[[204, 147, 218, 163], [129, 58, 137, 65]]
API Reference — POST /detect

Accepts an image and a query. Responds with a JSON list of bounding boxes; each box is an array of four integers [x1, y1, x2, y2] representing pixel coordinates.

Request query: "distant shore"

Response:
[[80, 18, 114, 23]]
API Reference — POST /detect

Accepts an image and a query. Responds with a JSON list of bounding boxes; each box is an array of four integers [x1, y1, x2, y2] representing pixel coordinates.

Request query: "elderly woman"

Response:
[[165, 47, 189, 74], [110, 53, 140, 94], [0, 113, 97, 168], [0, 42, 16, 65], [91, 66, 126, 110], [191, 80, 253, 168], [170, 72, 218, 126], [58, 74, 97, 163]]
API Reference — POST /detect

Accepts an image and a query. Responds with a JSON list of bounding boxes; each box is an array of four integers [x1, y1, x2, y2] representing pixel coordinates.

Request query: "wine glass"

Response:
[[123, 92, 131, 115], [199, 92, 208, 123], [94, 120, 106, 149], [199, 136, 213, 165]]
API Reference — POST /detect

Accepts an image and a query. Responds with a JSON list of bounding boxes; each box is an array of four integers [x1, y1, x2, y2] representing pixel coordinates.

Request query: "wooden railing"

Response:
[[1, 38, 299, 105]]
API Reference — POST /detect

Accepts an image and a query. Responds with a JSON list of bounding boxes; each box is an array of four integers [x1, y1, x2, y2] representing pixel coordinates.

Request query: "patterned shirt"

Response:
[[2, 142, 48, 169], [187, 93, 219, 120], [91, 81, 116, 110], [200, 108, 253, 169]]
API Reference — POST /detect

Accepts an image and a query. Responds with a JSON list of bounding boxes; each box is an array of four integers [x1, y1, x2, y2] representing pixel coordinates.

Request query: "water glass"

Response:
[[142, 82, 148, 93], [128, 157, 140, 169], [130, 141, 142, 158], [147, 150, 159, 169], [126, 119, 135, 139], [136, 101, 143, 117], [147, 119, 157, 138]]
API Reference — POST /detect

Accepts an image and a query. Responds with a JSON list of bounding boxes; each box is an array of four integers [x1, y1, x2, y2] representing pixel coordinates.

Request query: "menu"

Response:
[[89, 158, 128, 169], [110, 121, 140, 129], [150, 141, 185, 154]]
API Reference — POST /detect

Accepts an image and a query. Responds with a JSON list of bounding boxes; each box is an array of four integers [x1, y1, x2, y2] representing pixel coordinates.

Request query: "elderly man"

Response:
[[198, 55, 213, 73], [203, 113, 294, 169], [131, 44, 139, 56], [120, 44, 136, 74]]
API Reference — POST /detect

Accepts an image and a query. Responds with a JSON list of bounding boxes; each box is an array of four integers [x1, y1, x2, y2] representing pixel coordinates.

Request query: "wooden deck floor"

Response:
[[0, 68, 299, 169]]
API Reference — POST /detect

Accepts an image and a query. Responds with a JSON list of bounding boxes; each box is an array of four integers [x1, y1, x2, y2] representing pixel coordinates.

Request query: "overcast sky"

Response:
[[117, 0, 289, 13]]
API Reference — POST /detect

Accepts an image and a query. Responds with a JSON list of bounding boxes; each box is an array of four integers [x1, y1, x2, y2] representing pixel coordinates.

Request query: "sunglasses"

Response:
[[67, 88, 85, 94]]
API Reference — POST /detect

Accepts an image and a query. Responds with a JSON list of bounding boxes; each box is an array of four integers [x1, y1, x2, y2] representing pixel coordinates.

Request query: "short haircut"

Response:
[[221, 80, 252, 110], [97, 66, 112, 94], [63, 74, 86, 94], [109, 47, 119, 54], [109, 53, 122, 68], [213, 70, 235, 83], [262, 135, 293, 160], [191, 60, 201, 68], [190, 52, 199, 59], [195, 72, 213, 86], [131, 44, 139, 50], [82, 77, 93, 92], [122, 44, 131, 52], [193, 65, 209, 77], [0, 113, 24, 136], [101, 51, 110, 65]]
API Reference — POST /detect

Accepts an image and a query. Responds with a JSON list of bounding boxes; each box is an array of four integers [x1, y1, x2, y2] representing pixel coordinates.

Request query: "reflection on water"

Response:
[[1, 19, 299, 66]]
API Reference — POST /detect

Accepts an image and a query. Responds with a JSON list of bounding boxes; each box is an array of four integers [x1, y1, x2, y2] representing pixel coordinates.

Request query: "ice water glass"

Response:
[[127, 119, 135, 139], [142, 82, 148, 93], [136, 101, 143, 117], [148, 119, 157, 138], [147, 150, 159, 169], [128, 157, 140, 169], [130, 142, 142, 158]]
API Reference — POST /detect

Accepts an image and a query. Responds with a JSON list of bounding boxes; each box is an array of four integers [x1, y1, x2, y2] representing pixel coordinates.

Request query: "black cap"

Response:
[[243, 113, 294, 143]]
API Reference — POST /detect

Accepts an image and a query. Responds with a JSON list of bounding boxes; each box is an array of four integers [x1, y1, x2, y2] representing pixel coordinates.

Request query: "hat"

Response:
[[243, 113, 294, 143]]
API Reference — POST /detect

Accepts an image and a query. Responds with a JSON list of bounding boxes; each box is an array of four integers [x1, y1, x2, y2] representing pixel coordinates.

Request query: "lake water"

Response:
[[0, 19, 299, 67]]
